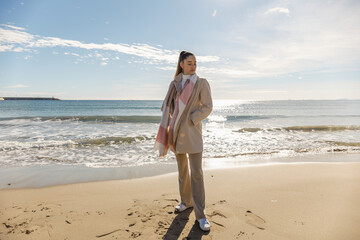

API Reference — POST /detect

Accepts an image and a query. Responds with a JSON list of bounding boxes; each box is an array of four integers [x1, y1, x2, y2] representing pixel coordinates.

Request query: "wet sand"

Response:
[[1, 162, 360, 239], [1, 153, 359, 189]]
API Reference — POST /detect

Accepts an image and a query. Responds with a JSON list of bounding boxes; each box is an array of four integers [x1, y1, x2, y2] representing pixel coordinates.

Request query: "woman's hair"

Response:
[[174, 51, 195, 79]]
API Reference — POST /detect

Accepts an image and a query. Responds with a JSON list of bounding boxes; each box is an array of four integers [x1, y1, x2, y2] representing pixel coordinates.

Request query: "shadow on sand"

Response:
[[163, 208, 210, 240]]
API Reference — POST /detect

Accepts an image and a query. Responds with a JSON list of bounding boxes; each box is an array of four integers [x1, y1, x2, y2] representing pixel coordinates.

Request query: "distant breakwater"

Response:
[[0, 97, 60, 100]]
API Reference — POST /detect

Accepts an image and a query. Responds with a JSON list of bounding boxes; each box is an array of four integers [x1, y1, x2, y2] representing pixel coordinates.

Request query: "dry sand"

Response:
[[1, 162, 360, 240]]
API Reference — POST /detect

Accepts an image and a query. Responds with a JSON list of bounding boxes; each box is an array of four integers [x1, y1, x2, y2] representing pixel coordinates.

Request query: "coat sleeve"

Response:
[[190, 79, 213, 125]]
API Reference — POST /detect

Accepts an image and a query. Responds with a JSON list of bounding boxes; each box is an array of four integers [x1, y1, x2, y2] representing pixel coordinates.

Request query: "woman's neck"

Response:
[[183, 72, 194, 76]]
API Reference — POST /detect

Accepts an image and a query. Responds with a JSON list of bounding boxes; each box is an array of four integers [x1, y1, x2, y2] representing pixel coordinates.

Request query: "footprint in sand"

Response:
[[208, 210, 227, 228], [245, 210, 266, 230], [125, 199, 156, 237], [1, 202, 64, 236], [235, 230, 253, 239], [96, 202, 143, 239], [125, 197, 180, 238], [206, 199, 231, 230], [211, 199, 227, 206]]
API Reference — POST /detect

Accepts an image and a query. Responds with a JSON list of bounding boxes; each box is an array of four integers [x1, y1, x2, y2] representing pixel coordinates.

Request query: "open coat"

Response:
[[162, 72, 213, 154]]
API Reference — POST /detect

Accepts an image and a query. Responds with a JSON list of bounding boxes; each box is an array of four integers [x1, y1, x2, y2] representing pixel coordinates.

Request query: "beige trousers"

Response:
[[175, 152, 206, 220]]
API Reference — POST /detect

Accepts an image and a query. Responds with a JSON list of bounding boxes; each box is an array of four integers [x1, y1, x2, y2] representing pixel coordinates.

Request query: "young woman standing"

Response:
[[154, 51, 213, 231]]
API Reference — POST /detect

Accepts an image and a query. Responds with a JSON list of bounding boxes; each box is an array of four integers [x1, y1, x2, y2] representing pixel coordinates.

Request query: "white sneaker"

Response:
[[197, 218, 210, 231], [174, 203, 192, 213]]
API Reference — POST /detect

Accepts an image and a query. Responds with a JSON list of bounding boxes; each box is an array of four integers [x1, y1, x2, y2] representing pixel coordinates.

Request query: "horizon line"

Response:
[[2, 97, 359, 101]]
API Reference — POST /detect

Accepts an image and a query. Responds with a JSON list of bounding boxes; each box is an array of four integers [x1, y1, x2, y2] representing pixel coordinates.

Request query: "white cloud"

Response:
[[0, 24, 26, 31], [212, 10, 217, 17], [198, 66, 260, 78], [224, 1, 360, 78], [6, 84, 30, 88], [12, 47, 24, 52], [155, 64, 261, 79], [0, 24, 220, 66], [264, 7, 290, 17], [0, 44, 14, 52], [0, 25, 33, 45], [196, 55, 220, 63], [156, 66, 175, 71]]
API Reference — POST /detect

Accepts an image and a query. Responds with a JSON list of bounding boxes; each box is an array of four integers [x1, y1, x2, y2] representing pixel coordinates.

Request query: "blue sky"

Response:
[[0, 0, 359, 100]]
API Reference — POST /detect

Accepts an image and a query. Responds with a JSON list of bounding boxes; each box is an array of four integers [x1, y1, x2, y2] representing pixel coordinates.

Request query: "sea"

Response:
[[0, 99, 360, 187]]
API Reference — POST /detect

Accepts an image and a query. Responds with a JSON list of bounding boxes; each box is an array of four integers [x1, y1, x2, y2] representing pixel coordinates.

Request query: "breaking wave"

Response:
[[234, 125, 360, 133]]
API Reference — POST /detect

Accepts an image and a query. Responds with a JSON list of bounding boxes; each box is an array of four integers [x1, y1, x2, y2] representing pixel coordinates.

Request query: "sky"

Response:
[[0, 0, 359, 100]]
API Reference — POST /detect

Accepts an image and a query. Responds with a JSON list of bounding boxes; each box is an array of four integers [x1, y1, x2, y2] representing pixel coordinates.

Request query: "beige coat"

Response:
[[170, 73, 213, 154]]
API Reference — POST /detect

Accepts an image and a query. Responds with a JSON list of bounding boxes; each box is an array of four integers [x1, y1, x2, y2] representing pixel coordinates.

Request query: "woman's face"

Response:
[[180, 55, 197, 75]]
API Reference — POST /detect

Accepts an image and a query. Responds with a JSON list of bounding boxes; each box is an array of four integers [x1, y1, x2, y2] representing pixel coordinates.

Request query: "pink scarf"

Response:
[[154, 73, 198, 157]]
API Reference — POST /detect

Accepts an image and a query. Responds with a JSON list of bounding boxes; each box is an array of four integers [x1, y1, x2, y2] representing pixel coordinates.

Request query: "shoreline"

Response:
[[1, 152, 359, 189], [1, 162, 359, 239]]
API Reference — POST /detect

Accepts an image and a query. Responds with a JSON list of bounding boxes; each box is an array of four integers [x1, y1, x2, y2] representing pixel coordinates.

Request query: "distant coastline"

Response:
[[0, 97, 60, 100]]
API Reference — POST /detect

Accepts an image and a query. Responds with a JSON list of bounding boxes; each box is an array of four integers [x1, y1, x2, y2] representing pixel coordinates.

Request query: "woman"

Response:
[[154, 51, 213, 231]]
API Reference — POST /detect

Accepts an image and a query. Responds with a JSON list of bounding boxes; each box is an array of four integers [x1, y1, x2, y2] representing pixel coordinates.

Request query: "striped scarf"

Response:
[[154, 73, 198, 157]]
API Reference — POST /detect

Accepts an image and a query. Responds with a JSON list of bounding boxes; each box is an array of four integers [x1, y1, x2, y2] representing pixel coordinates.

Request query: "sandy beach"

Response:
[[1, 162, 360, 240]]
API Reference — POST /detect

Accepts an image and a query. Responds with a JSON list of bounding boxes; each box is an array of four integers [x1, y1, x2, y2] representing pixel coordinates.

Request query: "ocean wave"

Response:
[[0, 135, 154, 152], [0, 115, 162, 123], [0, 114, 285, 124], [75, 136, 152, 145], [2, 114, 359, 125], [209, 147, 360, 159], [35, 156, 76, 163], [325, 141, 360, 147], [233, 125, 360, 133], [224, 115, 286, 121], [283, 125, 360, 132], [209, 114, 360, 122], [212, 151, 279, 158]]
